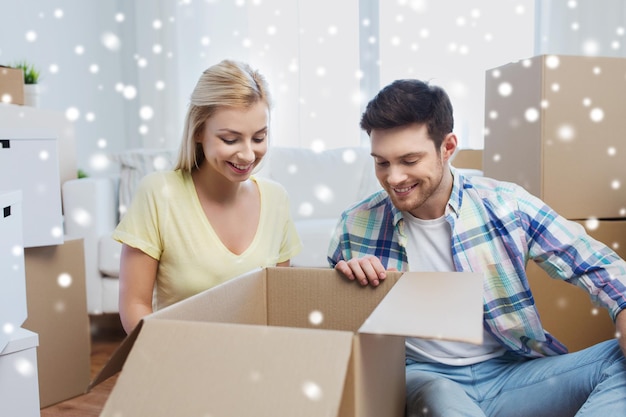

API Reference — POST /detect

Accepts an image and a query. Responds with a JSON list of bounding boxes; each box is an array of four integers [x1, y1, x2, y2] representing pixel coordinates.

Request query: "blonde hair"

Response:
[[174, 60, 272, 171]]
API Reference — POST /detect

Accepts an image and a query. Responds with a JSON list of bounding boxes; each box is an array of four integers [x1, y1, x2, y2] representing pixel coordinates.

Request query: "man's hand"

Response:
[[334, 255, 396, 287]]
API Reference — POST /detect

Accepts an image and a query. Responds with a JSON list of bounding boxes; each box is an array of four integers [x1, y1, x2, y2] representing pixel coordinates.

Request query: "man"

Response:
[[328, 79, 626, 416]]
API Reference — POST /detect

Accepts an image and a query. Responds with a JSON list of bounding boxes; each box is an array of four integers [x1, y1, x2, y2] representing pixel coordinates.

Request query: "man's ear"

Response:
[[441, 133, 458, 163]]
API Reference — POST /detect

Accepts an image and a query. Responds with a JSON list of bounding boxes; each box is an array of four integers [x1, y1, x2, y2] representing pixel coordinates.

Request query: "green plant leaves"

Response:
[[12, 61, 40, 84]]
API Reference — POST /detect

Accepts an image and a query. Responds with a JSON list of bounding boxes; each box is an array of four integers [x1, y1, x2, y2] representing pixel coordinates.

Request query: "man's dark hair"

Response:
[[360, 79, 454, 149]]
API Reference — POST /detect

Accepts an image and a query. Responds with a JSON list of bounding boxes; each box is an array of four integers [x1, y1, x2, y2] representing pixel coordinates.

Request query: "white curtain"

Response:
[[376, 0, 536, 149], [127, 0, 625, 152], [128, 0, 363, 151], [535, 0, 626, 57]]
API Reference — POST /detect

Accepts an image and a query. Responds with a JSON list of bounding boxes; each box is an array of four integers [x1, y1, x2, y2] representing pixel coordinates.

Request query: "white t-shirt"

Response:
[[403, 212, 505, 366]]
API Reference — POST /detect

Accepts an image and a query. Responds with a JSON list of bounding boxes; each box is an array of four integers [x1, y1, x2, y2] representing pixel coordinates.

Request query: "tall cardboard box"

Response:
[[483, 54, 626, 220], [0, 66, 24, 105], [451, 149, 483, 171], [527, 219, 625, 352], [91, 268, 484, 417], [22, 237, 91, 408]]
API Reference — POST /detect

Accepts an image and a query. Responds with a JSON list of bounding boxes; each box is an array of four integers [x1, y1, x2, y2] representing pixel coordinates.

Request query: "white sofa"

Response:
[[62, 146, 382, 315]]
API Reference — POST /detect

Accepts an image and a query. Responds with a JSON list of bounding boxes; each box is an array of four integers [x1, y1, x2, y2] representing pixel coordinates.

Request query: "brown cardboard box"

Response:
[[527, 219, 625, 352], [22, 237, 91, 408], [91, 268, 484, 417], [0, 66, 25, 105], [452, 149, 483, 171], [483, 54, 626, 220]]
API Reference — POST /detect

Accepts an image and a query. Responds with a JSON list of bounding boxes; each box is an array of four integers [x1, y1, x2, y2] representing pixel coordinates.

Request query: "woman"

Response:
[[114, 60, 302, 333]]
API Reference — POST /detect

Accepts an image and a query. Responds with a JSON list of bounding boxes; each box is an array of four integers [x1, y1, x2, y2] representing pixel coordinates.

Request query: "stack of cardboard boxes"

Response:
[[483, 54, 626, 351], [0, 106, 92, 410], [0, 189, 40, 416]]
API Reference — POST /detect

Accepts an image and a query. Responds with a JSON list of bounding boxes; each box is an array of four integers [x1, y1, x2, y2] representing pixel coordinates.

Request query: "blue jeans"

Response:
[[405, 340, 626, 417]]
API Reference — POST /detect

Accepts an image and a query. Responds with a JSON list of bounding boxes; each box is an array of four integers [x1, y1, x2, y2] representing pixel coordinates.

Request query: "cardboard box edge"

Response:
[[87, 267, 269, 391], [87, 320, 142, 391]]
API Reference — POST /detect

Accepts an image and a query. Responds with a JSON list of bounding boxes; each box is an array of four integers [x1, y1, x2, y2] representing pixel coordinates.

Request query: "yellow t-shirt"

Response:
[[112, 170, 302, 309]]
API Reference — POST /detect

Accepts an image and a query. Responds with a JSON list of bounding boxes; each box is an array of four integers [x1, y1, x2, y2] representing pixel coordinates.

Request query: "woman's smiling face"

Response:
[[198, 101, 269, 182]]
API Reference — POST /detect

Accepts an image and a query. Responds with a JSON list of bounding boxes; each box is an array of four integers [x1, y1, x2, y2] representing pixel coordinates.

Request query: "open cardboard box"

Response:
[[92, 267, 484, 417]]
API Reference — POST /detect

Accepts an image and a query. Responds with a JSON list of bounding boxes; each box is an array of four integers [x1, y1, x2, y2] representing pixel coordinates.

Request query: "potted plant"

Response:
[[13, 61, 41, 107]]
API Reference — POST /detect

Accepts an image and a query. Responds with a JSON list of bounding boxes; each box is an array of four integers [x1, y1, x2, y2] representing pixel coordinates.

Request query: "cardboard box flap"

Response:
[[150, 267, 267, 325], [100, 319, 355, 417], [265, 267, 403, 332], [89, 269, 269, 390], [88, 320, 144, 391], [359, 272, 484, 344], [0, 328, 38, 356]]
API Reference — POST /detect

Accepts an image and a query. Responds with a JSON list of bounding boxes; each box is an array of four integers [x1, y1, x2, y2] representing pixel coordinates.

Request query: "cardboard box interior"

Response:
[[93, 267, 484, 417]]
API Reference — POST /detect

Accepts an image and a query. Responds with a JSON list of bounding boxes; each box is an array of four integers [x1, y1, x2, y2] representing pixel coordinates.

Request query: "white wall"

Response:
[[165, 0, 362, 150], [536, 0, 626, 57], [377, 0, 535, 149], [0, 0, 130, 176], [1, 0, 624, 176], [0, 0, 363, 177]]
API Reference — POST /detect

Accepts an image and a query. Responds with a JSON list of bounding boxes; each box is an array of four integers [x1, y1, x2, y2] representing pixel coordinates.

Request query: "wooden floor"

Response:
[[40, 315, 125, 417]]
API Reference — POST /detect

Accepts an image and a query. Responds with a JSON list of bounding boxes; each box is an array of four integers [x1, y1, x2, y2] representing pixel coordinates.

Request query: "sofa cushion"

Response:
[[256, 146, 381, 221], [291, 218, 340, 268], [99, 234, 122, 277], [111, 148, 177, 215]]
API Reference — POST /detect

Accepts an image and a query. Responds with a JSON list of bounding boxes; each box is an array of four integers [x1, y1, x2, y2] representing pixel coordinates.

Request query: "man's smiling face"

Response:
[[370, 123, 456, 220]]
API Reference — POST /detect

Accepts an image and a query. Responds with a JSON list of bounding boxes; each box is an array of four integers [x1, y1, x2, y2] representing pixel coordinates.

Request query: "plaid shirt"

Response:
[[328, 169, 626, 357]]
